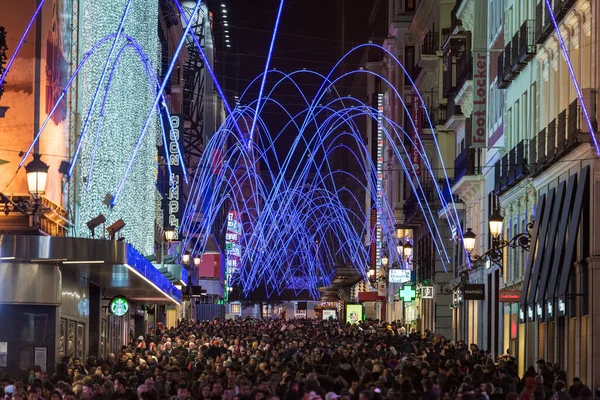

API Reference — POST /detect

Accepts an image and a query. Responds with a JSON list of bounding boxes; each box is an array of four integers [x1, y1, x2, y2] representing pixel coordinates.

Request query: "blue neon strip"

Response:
[[0, 0, 46, 88], [176, 50, 465, 294], [126, 244, 181, 303], [84, 42, 175, 191], [173, 0, 244, 142], [20, 33, 124, 168], [544, 0, 599, 156], [249, 0, 285, 149], [68, 0, 132, 177], [111, 0, 202, 206]]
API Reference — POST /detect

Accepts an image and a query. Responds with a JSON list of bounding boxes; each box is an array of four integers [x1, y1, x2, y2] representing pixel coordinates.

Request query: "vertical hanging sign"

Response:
[[410, 94, 422, 177], [162, 114, 185, 240], [376, 94, 386, 296], [472, 0, 488, 147]]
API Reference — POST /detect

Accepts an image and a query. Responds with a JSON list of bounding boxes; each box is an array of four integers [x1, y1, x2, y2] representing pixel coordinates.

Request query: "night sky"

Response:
[[208, 0, 386, 165], [211, 0, 384, 105]]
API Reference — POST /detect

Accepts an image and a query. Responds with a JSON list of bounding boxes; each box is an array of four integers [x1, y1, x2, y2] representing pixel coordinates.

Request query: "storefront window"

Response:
[[100, 319, 106, 359], [77, 323, 84, 358], [59, 319, 66, 360], [68, 321, 75, 358]]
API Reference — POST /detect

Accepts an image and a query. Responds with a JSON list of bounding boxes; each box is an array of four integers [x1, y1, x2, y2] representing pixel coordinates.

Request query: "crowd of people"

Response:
[[4, 318, 595, 400]]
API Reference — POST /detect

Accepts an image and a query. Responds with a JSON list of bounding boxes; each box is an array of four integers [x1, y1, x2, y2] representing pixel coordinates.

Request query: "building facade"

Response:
[[0, 0, 223, 375], [452, 0, 599, 387]]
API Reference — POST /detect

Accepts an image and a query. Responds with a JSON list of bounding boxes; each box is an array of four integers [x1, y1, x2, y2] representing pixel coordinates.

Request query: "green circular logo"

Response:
[[109, 296, 129, 317]]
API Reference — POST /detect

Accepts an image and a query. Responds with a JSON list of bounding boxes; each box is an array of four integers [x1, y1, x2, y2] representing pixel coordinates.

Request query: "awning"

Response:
[[0, 235, 181, 304], [519, 166, 589, 321]]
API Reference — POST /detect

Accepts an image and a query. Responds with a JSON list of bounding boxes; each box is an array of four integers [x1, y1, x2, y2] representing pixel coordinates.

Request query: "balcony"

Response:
[[535, 1, 553, 44], [568, 93, 598, 142], [501, 42, 517, 84], [497, 54, 509, 89], [421, 104, 448, 128], [553, 0, 578, 23], [447, 97, 462, 117], [442, 36, 468, 98], [529, 93, 598, 177], [493, 140, 529, 195], [422, 31, 439, 56], [499, 28, 533, 89], [556, 109, 567, 155], [443, 97, 464, 130], [453, 148, 481, 183], [511, 34, 520, 72], [536, 0, 577, 45], [456, 52, 473, 93], [519, 20, 536, 64]]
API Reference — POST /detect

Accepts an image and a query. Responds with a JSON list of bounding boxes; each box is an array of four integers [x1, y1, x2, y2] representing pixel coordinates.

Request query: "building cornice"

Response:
[[456, 0, 475, 32], [532, 144, 595, 189]]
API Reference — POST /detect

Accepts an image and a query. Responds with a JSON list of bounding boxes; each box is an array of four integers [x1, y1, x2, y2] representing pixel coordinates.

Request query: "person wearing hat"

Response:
[[4, 385, 16, 397], [325, 392, 339, 400]]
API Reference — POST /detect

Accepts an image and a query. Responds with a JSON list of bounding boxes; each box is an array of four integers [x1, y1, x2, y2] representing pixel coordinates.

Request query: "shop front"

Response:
[[0, 235, 181, 377]]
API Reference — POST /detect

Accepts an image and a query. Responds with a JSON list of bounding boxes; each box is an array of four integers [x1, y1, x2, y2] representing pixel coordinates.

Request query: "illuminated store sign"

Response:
[[410, 94, 422, 177], [398, 285, 416, 302], [226, 212, 241, 269], [388, 269, 411, 283], [109, 295, 129, 317], [162, 114, 184, 240], [376, 94, 384, 293], [421, 286, 434, 299]]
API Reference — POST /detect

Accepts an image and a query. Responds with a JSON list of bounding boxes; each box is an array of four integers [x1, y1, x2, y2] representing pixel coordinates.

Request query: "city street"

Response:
[[0, 0, 599, 393]]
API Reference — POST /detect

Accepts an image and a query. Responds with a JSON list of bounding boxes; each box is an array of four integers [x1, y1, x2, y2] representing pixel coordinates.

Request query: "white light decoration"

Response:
[[376, 94, 383, 273], [77, 0, 160, 255]]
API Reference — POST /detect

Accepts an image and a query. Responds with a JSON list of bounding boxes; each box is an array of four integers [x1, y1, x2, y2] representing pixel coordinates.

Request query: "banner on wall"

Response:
[[410, 94, 422, 177], [322, 309, 336, 320], [346, 304, 363, 324], [161, 114, 185, 240], [472, 0, 488, 147]]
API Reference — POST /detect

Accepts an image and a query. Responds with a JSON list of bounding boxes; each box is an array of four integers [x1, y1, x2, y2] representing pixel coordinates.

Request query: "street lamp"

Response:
[[193, 257, 201, 267], [164, 229, 175, 242], [403, 242, 413, 258], [381, 255, 389, 267], [25, 153, 49, 198], [463, 228, 477, 253], [488, 210, 504, 239], [395, 224, 405, 240], [465, 210, 533, 267], [182, 253, 190, 264]]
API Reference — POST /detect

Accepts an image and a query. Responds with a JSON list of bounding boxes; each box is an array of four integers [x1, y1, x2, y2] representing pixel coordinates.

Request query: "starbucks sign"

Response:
[[109, 296, 129, 317]]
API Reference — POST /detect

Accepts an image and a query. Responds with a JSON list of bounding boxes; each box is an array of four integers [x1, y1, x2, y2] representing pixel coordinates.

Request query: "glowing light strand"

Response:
[[111, 0, 203, 206], [248, 0, 285, 149], [69, 0, 133, 177], [544, 0, 599, 156], [0, 0, 47, 88]]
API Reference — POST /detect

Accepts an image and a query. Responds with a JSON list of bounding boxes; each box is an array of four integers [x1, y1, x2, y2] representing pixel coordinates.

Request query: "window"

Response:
[[100, 319, 106, 359], [532, 82, 538, 136], [230, 303, 241, 314], [59, 319, 66, 360], [68, 320, 75, 358], [77, 323, 84, 359]]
